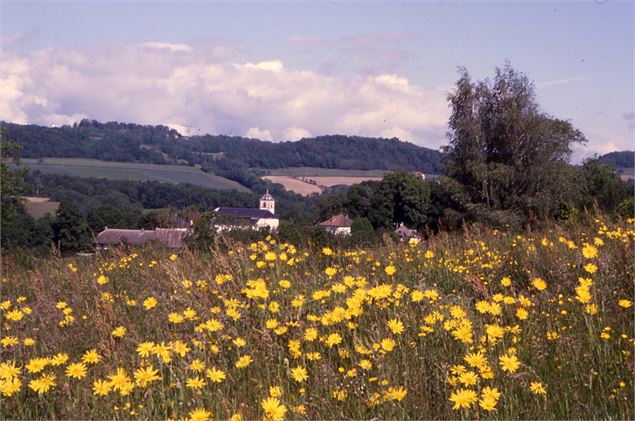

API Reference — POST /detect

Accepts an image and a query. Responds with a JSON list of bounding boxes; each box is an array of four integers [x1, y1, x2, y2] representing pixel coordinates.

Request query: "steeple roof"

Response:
[[260, 189, 274, 201]]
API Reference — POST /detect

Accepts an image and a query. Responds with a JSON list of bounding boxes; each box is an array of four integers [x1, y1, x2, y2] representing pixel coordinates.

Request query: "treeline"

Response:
[[25, 172, 317, 221], [1, 120, 444, 173], [598, 151, 634, 169]]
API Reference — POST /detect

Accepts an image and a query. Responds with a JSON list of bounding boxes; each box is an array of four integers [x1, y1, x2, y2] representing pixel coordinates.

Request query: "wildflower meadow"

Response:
[[1, 218, 633, 420]]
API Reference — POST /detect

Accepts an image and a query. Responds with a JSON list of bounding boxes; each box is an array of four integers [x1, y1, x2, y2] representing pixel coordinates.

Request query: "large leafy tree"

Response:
[[1, 129, 30, 233], [442, 63, 586, 226], [52, 202, 93, 254]]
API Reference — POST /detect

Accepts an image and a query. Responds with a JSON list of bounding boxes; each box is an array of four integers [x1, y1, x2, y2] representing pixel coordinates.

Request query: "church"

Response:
[[214, 191, 279, 231]]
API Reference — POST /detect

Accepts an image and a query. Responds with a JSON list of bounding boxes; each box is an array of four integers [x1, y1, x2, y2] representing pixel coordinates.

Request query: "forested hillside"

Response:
[[598, 151, 634, 169], [1, 120, 444, 172]]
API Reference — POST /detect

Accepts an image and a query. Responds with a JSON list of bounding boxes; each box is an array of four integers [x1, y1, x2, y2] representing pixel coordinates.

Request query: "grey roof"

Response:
[[260, 190, 274, 201], [215, 207, 277, 219], [95, 228, 187, 249], [319, 214, 353, 228]]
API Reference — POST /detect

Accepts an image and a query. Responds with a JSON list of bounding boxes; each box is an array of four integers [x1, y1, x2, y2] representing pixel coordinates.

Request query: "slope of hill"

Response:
[[598, 151, 634, 169], [23, 158, 249, 191], [2, 120, 444, 173]]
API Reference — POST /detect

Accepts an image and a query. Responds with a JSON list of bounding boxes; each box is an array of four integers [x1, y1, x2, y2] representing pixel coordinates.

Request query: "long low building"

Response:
[[95, 228, 188, 249], [213, 191, 279, 231]]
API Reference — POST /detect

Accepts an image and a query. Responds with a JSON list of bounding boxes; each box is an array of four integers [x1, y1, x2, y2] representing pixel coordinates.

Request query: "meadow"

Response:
[[23, 158, 249, 192], [1, 218, 633, 420]]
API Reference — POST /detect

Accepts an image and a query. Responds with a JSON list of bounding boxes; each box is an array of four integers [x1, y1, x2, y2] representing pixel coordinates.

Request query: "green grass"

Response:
[[262, 167, 388, 177], [23, 158, 250, 191], [1, 218, 633, 420]]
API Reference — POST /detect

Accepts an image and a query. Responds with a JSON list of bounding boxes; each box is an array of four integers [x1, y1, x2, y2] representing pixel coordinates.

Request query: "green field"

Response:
[[263, 167, 388, 177], [23, 158, 250, 191]]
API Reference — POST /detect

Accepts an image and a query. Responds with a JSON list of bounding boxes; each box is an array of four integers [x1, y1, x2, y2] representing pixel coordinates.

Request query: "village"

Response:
[[93, 191, 420, 250]]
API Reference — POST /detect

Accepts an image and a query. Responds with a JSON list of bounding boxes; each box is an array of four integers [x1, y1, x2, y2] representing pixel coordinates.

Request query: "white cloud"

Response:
[[0, 43, 450, 148], [245, 127, 273, 141], [138, 42, 193, 53], [283, 127, 311, 140]]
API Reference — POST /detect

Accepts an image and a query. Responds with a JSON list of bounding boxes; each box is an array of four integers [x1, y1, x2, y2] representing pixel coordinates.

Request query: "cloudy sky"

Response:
[[1, 1, 633, 161]]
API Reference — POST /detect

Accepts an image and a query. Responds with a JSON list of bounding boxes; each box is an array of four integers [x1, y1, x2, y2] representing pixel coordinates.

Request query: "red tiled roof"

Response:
[[95, 228, 187, 249], [318, 214, 353, 228]]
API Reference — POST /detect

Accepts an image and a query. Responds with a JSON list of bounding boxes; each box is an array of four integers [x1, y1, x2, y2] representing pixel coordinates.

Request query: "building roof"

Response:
[[395, 223, 419, 239], [95, 228, 187, 249], [260, 190, 274, 201], [215, 207, 278, 219], [318, 214, 353, 228]]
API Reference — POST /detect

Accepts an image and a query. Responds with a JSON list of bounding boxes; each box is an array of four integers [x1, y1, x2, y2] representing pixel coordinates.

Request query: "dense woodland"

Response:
[[1, 64, 633, 256], [1, 121, 444, 172]]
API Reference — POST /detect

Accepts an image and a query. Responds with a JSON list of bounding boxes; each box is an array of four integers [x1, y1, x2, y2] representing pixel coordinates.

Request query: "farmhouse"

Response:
[[214, 191, 279, 231], [95, 228, 188, 249], [394, 222, 420, 241], [318, 213, 353, 236]]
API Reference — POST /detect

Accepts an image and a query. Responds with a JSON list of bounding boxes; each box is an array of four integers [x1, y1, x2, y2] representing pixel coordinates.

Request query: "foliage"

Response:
[[52, 202, 93, 255], [2, 119, 444, 174], [0, 218, 633, 419], [576, 158, 630, 214], [185, 212, 217, 251], [598, 150, 634, 169], [443, 63, 586, 227], [1, 129, 30, 235], [350, 217, 379, 245]]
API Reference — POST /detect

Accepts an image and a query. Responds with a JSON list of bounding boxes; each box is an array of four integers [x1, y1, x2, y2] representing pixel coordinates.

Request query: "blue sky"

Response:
[[1, 0, 633, 161]]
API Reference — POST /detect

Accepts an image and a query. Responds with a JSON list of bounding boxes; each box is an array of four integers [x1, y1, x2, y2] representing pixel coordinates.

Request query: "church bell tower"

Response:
[[260, 190, 275, 215]]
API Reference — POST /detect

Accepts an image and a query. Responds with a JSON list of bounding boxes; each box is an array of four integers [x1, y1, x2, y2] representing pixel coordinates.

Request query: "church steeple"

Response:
[[260, 189, 275, 215]]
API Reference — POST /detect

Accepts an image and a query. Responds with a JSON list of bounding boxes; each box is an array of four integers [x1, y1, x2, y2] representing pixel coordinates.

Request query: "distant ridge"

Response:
[[1, 120, 444, 173]]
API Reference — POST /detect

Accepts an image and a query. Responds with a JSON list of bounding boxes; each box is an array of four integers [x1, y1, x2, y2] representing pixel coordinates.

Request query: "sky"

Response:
[[0, 0, 633, 162]]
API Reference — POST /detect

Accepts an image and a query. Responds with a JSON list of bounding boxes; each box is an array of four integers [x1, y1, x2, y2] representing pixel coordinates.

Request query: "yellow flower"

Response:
[[169, 254, 178, 261], [205, 367, 226, 383], [28, 372, 56, 394], [411, 290, 424, 302], [269, 385, 283, 397], [583, 263, 597, 274], [235, 355, 253, 368], [189, 359, 205, 372], [26, 357, 49, 373], [0, 361, 21, 379], [97, 275, 109, 285], [137, 341, 155, 358], [449, 388, 478, 410], [499, 353, 521, 373], [516, 307, 529, 320], [387, 318, 405, 335], [186, 376, 206, 389], [384, 386, 408, 401], [464, 351, 488, 370], [291, 365, 308, 382], [112, 326, 126, 338], [261, 396, 287, 421], [458, 371, 478, 386], [531, 278, 547, 291], [188, 408, 212, 421], [134, 365, 161, 387], [530, 381, 546, 395], [65, 362, 88, 379], [384, 265, 397, 276], [81, 349, 102, 364], [5, 309, 24, 321], [93, 379, 111, 396], [1, 336, 18, 348], [581, 243, 598, 259], [143, 297, 157, 310], [381, 337, 395, 352], [325, 333, 342, 348], [618, 299, 633, 309], [0, 376, 22, 397]]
